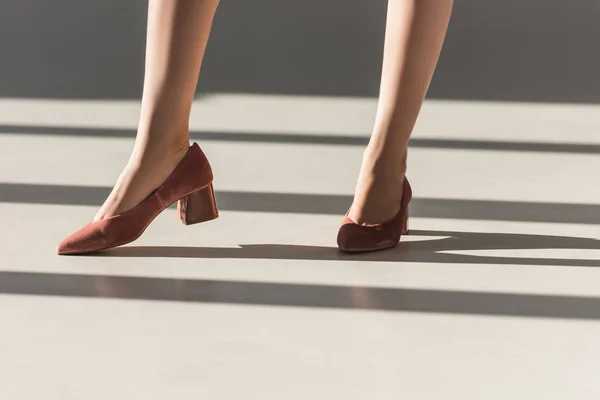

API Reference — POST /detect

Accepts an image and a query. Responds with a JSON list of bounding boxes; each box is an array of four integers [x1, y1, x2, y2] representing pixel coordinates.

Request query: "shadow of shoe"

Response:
[[99, 229, 600, 267]]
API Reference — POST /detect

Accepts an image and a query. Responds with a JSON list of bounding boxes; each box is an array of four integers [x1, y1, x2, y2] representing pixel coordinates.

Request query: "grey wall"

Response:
[[1, 0, 599, 102]]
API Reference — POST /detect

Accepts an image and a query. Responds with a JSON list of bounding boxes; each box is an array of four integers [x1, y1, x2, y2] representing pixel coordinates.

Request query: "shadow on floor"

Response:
[[101, 229, 600, 268], [4, 182, 600, 225], [2, 269, 600, 320], [5, 124, 600, 154], [2, 230, 598, 319]]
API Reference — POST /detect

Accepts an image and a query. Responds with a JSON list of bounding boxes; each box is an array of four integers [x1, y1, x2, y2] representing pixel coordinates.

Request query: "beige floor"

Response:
[[1, 95, 600, 399]]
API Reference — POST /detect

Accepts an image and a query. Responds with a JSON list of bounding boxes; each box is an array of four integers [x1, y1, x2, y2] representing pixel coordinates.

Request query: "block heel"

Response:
[[177, 183, 219, 225]]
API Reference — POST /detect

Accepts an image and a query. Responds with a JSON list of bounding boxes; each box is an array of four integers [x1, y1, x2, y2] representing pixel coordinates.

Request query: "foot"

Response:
[[94, 140, 190, 221], [348, 147, 407, 225]]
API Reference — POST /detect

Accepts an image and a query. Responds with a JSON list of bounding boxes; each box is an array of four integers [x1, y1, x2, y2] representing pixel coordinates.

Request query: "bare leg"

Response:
[[349, 0, 453, 224], [95, 0, 220, 221]]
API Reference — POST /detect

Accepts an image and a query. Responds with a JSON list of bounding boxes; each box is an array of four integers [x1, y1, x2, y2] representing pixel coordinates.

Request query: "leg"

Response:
[[349, 0, 453, 224], [95, 0, 220, 221]]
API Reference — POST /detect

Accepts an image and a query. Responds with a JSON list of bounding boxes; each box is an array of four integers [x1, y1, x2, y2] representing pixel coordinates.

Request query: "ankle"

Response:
[[362, 145, 408, 179], [132, 135, 190, 164], [135, 115, 190, 152]]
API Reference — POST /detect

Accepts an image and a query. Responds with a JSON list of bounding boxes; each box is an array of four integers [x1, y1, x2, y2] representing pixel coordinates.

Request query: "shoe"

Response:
[[337, 177, 412, 253], [57, 143, 218, 255]]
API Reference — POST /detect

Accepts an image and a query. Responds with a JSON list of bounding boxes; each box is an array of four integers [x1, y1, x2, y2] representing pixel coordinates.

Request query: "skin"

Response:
[[351, 0, 453, 224], [95, 0, 454, 227], [95, 0, 220, 221]]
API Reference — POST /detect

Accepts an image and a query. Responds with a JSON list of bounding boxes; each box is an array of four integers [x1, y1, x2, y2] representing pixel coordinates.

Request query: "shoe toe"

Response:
[[337, 220, 395, 253], [57, 222, 108, 255]]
